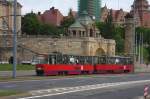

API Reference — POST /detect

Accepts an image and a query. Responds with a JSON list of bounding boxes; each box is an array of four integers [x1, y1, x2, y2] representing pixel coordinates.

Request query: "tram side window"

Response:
[[115, 58, 120, 64], [56, 55, 63, 64], [97, 57, 105, 64], [123, 58, 127, 65], [84, 57, 88, 64], [79, 56, 86, 64], [69, 57, 75, 64], [93, 57, 98, 65], [62, 55, 69, 64], [87, 57, 92, 64], [68, 56, 78, 64], [37, 57, 47, 64]]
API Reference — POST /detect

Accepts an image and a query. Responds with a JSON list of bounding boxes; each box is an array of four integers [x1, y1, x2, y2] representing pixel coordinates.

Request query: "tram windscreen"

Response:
[[33, 55, 48, 64]]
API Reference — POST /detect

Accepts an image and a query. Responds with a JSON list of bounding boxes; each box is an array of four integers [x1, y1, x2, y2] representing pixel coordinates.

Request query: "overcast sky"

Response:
[[17, 0, 150, 15]]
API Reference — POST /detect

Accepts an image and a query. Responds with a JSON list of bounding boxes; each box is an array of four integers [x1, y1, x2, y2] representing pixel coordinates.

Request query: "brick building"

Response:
[[130, 0, 150, 28], [37, 7, 64, 26], [101, 5, 128, 27]]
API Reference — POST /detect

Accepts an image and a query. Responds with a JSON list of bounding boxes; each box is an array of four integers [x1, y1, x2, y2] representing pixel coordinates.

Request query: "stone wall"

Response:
[[17, 36, 115, 61], [0, 36, 115, 62]]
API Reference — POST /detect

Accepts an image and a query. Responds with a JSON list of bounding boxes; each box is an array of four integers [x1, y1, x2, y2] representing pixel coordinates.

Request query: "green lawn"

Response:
[[0, 64, 35, 71], [0, 90, 23, 97]]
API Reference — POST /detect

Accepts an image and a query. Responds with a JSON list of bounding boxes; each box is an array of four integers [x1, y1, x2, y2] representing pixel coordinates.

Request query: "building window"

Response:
[[90, 29, 93, 37]]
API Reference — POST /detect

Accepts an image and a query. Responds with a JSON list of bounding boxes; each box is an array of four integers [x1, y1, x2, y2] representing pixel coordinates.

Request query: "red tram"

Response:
[[35, 54, 133, 76]]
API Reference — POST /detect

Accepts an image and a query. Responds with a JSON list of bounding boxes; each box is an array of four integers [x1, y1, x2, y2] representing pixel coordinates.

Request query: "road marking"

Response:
[[19, 80, 150, 99]]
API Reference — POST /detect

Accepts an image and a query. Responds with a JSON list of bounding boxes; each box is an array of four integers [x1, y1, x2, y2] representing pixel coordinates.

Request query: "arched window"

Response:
[[90, 29, 93, 37], [72, 30, 76, 36], [79, 31, 82, 37], [83, 31, 85, 36]]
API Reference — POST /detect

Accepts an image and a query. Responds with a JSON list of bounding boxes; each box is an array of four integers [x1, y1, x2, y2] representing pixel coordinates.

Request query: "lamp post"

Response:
[[12, 0, 17, 78]]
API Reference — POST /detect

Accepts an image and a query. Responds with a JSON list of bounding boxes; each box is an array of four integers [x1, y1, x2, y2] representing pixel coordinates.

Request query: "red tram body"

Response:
[[36, 64, 94, 76], [35, 54, 133, 76], [94, 64, 133, 73]]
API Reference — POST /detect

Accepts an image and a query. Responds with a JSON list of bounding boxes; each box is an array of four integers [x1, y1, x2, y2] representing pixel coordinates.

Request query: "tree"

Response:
[[60, 9, 75, 35], [22, 12, 41, 35], [114, 27, 125, 54], [104, 10, 115, 39], [96, 10, 125, 54], [22, 12, 63, 36], [135, 27, 150, 62], [96, 10, 115, 39]]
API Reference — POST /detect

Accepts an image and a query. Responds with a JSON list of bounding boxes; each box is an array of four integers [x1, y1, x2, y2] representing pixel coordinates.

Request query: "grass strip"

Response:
[[0, 90, 23, 97], [0, 64, 35, 71]]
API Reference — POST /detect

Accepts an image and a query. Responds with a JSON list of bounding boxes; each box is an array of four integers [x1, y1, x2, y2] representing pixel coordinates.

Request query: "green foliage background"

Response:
[[96, 11, 150, 62]]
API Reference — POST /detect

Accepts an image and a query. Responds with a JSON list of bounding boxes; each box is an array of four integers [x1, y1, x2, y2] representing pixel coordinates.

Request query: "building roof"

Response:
[[78, 11, 93, 25], [70, 20, 84, 28]]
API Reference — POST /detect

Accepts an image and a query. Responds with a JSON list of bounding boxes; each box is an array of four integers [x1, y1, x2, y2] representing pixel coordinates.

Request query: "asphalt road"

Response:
[[1, 73, 150, 99], [29, 85, 146, 99]]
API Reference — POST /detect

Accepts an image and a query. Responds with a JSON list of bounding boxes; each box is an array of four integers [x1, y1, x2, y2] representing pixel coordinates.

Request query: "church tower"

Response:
[[130, 0, 150, 27]]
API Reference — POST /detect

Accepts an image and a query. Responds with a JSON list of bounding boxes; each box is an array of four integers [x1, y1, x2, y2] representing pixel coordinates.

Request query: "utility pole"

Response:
[[135, 32, 138, 60], [12, 0, 17, 78], [139, 32, 141, 64], [133, 0, 136, 71], [141, 32, 144, 64]]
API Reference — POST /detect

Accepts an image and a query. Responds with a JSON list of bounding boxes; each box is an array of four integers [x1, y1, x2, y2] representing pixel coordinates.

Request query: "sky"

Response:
[[17, 0, 150, 15]]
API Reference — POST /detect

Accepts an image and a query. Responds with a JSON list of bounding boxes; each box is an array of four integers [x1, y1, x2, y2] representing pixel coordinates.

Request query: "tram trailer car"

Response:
[[35, 54, 133, 76], [94, 56, 134, 73]]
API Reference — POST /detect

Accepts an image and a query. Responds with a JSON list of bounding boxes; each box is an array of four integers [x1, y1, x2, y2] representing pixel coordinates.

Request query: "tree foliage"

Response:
[[22, 12, 40, 35], [96, 10, 115, 39], [22, 12, 63, 36], [136, 27, 150, 44], [61, 9, 75, 28], [135, 27, 150, 62], [96, 10, 124, 55]]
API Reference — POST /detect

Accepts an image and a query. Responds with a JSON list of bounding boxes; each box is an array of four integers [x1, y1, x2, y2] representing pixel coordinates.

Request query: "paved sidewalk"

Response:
[[135, 64, 150, 73]]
